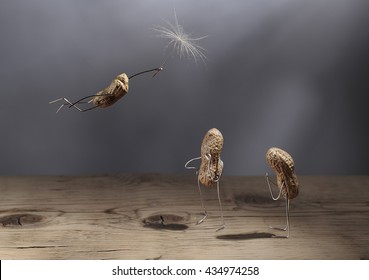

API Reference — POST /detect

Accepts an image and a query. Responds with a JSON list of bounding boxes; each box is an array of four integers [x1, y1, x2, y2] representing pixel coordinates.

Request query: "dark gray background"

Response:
[[1, 0, 368, 176]]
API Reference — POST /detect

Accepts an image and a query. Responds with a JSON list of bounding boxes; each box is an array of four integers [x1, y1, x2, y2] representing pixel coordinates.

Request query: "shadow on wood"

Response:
[[217, 232, 276, 240]]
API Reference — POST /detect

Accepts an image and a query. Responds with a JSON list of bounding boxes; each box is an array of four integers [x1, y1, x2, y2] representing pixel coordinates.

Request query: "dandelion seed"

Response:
[[153, 10, 208, 65]]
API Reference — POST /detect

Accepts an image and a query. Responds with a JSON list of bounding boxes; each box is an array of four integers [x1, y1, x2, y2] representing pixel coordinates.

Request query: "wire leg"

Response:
[[285, 197, 290, 238], [265, 174, 290, 238], [266, 172, 283, 200], [185, 155, 225, 230], [184, 156, 207, 225], [49, 98, 90, 113], [68, 95, 100, 108], [196, 177, 207, 225], [215, 180, 225, 232], [269, 195, 290, 238]]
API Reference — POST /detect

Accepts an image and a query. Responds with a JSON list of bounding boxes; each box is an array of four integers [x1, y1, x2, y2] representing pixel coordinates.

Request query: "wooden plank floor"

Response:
[[0, 174, 368, 259]]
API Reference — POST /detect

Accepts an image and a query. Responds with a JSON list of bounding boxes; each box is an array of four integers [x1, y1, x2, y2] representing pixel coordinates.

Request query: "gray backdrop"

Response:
[[1, 0, 368, 176]]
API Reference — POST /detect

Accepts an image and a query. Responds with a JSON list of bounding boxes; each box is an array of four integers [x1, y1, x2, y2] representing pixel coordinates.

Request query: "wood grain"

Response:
[[0, 174, 368, 259]]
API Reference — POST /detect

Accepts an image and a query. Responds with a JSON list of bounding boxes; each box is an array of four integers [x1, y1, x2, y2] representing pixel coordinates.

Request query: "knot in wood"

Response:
[[0, 214, 43, 227]]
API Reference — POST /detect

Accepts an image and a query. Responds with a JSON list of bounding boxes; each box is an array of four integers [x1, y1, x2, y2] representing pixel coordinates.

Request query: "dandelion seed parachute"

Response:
[[153, 10, 207, 65]]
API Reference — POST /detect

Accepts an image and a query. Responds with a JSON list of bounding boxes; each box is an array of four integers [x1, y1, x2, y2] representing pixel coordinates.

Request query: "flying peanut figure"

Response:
[[49, 67, 162, 113], [51, 10, 207, 113], [265, 147, 300, 238], [185, 128, 225, 231]]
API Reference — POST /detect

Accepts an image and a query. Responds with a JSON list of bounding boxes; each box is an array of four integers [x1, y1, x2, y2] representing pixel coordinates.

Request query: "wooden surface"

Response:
[[0, 174, 368, 260]]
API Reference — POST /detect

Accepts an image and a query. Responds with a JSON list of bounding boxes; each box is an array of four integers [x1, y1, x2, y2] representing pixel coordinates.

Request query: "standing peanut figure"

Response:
[[265, 147, 299, 238], [185, 128, 225, 231], [49, 67, 162, 113]]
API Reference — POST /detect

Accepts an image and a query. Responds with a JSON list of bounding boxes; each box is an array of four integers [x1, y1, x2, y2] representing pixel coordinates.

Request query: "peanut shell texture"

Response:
[[266, 147, 299, 199], [198, 128, 224, 187]]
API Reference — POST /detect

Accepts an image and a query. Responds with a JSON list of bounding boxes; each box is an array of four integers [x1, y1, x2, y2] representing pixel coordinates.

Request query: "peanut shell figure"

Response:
[[185, 128, 225, 231], [265, 147, 300, 238]]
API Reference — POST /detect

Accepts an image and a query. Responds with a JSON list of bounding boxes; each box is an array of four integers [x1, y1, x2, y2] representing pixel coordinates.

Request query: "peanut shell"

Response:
[[93, 73, 129, 108], [198, 128, 224, 187], [266, 147, 299, 199]]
